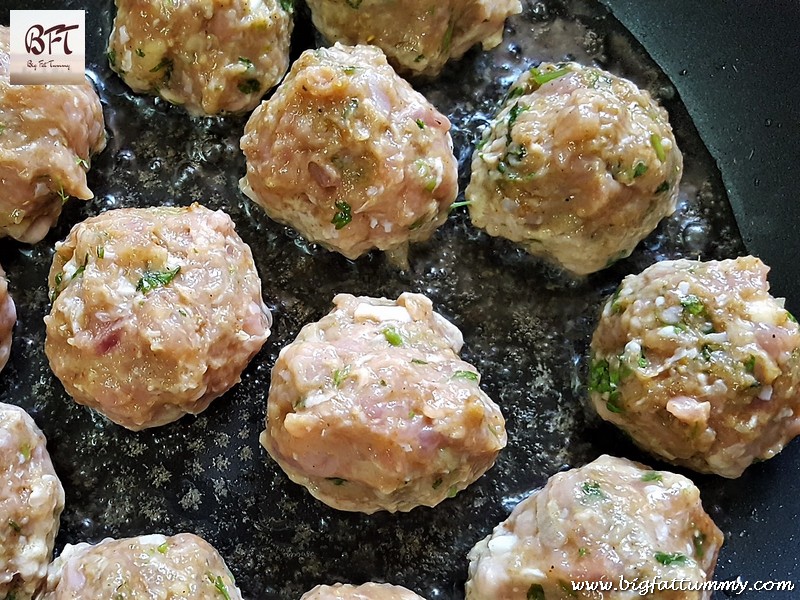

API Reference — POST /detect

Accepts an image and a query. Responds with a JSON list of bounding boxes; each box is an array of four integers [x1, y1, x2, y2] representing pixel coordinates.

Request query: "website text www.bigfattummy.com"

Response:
[[569, 576, 795, 595]]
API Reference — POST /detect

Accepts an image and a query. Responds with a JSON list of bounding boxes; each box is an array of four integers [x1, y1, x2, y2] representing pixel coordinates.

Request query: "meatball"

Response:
[[240, 43, 458, 265], [39, 533, 242, 600], [44, 204, 272, 430], [466, 62, 683, 275], [466, 455, 723, 600], [301, 583, 427, 600], [0, 265, 16, 373], [306, 0, 521, 77], [0, 403, 65, 600], [261, 292, 506, 513], [107, 0, 293, 115], [589, 257, 800, 478], [0, 26, 106, 244]]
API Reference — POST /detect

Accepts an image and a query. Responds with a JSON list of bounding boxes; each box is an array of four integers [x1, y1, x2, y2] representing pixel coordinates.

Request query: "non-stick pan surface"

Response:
[[0, 0, 797, 598]]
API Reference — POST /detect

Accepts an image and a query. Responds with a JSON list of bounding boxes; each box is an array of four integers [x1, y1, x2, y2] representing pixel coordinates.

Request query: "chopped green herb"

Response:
[[411, 358, 428, 365], [744, 355, 756, 373], [578, 547, 587, 557], [326, 477, 347, 486], [638, 355, 648, 369], [56, 184, 69, 204], [331, 200, 352, 229], [581, 480, 606, 500], [50, 272, 64, 302], [71, 254, 89, 280], [655, 180, 670, 194], [449, 200, 473, 211], [442, 20, 455, 53], [178, 308, 189, 317], [345, 0, 362, 7], [588, 358, 624, 414], [527, 583, 545, 600], [20, 443, 31, 461], [453, 370, 478, 381], [149, 56, 173, 73], [530, 66, 570, 87], [641, 471, 662, 483], [333, 365, 351, 387], [610, 285, 623, 313], [787, 310, 797, 324], [701, 344, 715, 361], [76, 156, 89, 169], [432, 477, 443, 489], [279, 0, 294, 12], [382, 327, 403, 347], [655, 551, 688, 566], [446, 485, 458, 498], [633, 161, 648, 178], [408, 217, 427, 231], [8, 519, 21, 533], [507, 86, 526, 100], [96, 246, 105, 259], [650, 133, 667, 162], [107, 49, 117, 67], [342, 65, 356, 75], [680, 294, 705, 316], [692, 532, 707, 559], [135, 48, 145, 57], [408, 410, 417, 419], [507, 102, 526, 131], [136, 266, 181, 294], [238, 78, 261, 94], [157, 542, 168, 554], [0, 124, 5, 135], [415, 118, 426, 129], [238, 57, 253, 69], [414, 54, 425, 63], [207, 574, 232, 600]]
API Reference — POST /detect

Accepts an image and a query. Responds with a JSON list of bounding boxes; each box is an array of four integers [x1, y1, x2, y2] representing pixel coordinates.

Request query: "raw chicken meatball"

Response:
[[306, 0, 521, 77], [466, 62, 683, 275], [107, 0, 293, 115], [302, 583, 427, 599], [0, 265, 16, 373], [589, 257, 800, 478], [466, 455, 723, 600], [0, 403, 65, 600], [0, 26, 106, 244], [44, 204, 272, 430], [240, 43, 458, 265], [261, 292, 506, 513], [39, 533, 242, 600]]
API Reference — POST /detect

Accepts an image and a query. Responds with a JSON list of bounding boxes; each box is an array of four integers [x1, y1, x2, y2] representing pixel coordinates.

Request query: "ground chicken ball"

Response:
[[466, 62, 683, 275], [261, 292, 506, 513], [107, 0, 293, 115], [301, 583, 427, 600], [39, 533, 242, 600], [306, 0, 521, 77], [466, 455, 723, 600], [44, 204, 272, 430], [589, 257, 800, 478], [240, 43, 458, 265], [0, 403, 65, 600], [0, 26, 106, 244], [0, 265, 16, 373]]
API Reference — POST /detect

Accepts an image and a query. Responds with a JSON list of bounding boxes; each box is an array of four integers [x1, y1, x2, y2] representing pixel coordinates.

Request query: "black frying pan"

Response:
[[0, 0, 797, 598]]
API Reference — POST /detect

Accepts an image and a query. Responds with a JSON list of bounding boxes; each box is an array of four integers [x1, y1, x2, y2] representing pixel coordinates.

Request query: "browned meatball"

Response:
[[40, 533, 242, 600], [0, 26, 106, 243], [240, 43, 458, 265], [45, 204, 272, 430], [466, 455, 723, 600], [589, 257, 800, 478], [306, 0, 521, 77], [301, 583, 427, 600], [1, 403, 65, 600], [466, 62, 682, 275], [261, 292, 506, 513], [0, 265, 15, 373], [107, 0, 293, 115]]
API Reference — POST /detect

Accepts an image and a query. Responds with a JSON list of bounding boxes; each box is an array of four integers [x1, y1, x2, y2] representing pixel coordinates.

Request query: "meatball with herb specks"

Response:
[[39, 533, 242, 600], [466, 62, 682, 275], [0, 26, 106, 243], [261, 292, 506, 513], [589, 257, 800, 478], [107, 0, 293, 115], [0, 265, 16, 373], [1, 403, 65, 600], [44, 204, 272, 430], [240, 43, 458, 267], [301, 582, 428, 600], [466, 455, 723, 600], [306, 0, 521, 77]]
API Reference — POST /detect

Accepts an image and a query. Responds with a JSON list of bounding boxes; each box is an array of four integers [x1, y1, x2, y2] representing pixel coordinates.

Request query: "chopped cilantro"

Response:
[[207, 574, 232, 600], [279, 0, 294, 11], [96, 246, 105, 259], [149, 56, 173, 74], [20, 443, 31, 461], [136, 266, 181, 293], [680, 294, 705, 316], [530, 66, 571, 87], [638, 355, 648, 369], [641, 471, 662, 483], [326, 477, 347, 486], [382, 327, 403, 347], [411, 358, 428, 365], [744, 355, 756, 373], [446, 485, 458, 498], [442, 21, 454, 52], [238, 57, 253, 69], [578, 547, 587, 557], [333, 365, 351, 387], [655, 180, 670, 194], [453, 370, 478, 381], [107, 49, 116, 67], [650, 133, 667, 162], [581, 480, 606, 500], [135, 48, 145, 57], [432, 477, 443, 489], [507, 86, 525, 100], [633, 161, 648, 178], [157, 542, 168, 554], [342, 65, 356, 75], [238, 78, 261, 94], [693, 532, 707, 559], [588, 358, 624, 414], [415, 118, 425, 129], [331, 200, 352, 229], [8, 519, 21, 533], [787, 310, 797, 324], [655, 551, 688, 566]]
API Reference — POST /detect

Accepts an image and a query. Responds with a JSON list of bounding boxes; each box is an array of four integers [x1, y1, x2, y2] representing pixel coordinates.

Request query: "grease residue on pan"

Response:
[[0, 0, 750, 598]]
